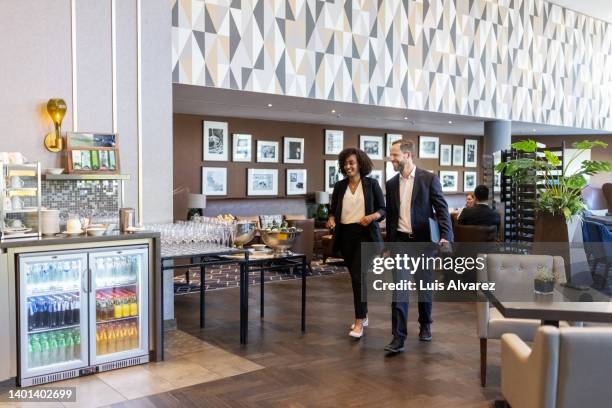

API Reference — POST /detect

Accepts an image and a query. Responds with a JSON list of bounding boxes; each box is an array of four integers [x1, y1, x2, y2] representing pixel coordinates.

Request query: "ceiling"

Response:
[[173, 84, 609, 136], [549, 0, 612, 24]]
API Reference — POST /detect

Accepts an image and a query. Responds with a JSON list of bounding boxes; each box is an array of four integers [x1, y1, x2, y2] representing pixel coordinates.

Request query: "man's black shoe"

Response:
[[419, 324, 432, 341], [384, 337, 405, 353]]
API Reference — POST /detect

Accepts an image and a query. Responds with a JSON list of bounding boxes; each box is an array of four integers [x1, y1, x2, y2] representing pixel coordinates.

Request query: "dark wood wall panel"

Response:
[[174, 113, 484, 220]]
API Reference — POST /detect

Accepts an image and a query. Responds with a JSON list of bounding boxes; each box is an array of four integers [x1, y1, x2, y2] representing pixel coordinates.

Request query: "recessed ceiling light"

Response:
[[448, 120, 453, 124], [331, 109, 336, 113], [267, 103, 273, 107], [404, 116, 408, 120]]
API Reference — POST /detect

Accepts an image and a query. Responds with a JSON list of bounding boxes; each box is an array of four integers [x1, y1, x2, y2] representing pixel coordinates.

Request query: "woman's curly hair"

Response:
[[337, 147, 373, 177]]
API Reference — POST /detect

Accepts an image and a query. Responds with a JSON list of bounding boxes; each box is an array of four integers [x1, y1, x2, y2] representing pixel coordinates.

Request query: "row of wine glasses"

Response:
[[146, 219, 234, 249]]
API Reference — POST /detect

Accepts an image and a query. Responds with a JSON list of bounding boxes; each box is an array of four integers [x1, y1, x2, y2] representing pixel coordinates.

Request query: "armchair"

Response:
[[476, 254, 566, 386], [501, 326, 612, 408]]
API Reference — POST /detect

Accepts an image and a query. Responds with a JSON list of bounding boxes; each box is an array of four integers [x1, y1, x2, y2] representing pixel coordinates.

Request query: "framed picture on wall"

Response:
[[439, 144, 452, 166], [370, 170, 384, 190], [257, 140, 279, 163], [464, 171, 477, 192], [247, 168, 278, 196], [465, 139, 478, 167], [286, 169, 307, 195], [232, 133, 252, 162], [325, 130, 343, 155], [386, 133, 403, 157], [386, 161, 398, 180], [439, 170, 458, 192], [202, 167, 227, 196], [419, 136, 439, 159], [203, 121, 228, 161], [452, 145, 464, 166], [360, 135, 383, 160], [283, 137, 304, 164], [325, 160, 343, 194]]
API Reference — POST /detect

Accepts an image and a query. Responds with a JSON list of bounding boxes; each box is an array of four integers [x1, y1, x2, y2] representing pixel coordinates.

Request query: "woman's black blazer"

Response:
[[329, 176, 386, 253]]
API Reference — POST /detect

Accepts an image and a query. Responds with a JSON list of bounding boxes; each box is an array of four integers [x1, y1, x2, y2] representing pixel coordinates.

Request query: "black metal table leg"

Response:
[[301, 257, 306, 332], [260, 265, 264, 319], [200, 261, 205, 328], [240, 261, 249, 344]]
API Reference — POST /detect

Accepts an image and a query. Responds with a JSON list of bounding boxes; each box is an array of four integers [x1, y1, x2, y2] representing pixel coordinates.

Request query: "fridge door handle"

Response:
[[87, 268, 92, 293], [81, 268, 88, 293]]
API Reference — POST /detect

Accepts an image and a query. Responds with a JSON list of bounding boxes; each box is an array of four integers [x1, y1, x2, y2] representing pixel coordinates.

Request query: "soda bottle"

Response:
[[96, 327, 106, 355], [72, 293, 80, 325], [73, 329, 81, 358], [65, 330, 74, 361], [131, 322, 139, 349], [39, 334, 50, 366], [113, 293, 122, 319], [37, 297, 48, 329], [107, 324, 116, 354], [48, 333, 58, 365], [27, 300, 35, 331], [121, 293, 130, 318], [129, 293, 138, 317], [48, 297, 57, 328], [57, 332, 66, 362], [28, 337, 34, 368], [31, 335, 41, 368]]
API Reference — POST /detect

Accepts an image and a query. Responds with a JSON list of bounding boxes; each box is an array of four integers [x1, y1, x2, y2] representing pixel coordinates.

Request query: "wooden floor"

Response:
[[113, 274, 502, 407]]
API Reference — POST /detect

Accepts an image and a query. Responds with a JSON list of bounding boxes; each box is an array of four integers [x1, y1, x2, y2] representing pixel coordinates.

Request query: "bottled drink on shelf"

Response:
[[26, 261, 81, 295], [96, 321, 139, 355], [27, 294, 80, 331], [96, 288, 138, 322], [29, 328, 81, 368]]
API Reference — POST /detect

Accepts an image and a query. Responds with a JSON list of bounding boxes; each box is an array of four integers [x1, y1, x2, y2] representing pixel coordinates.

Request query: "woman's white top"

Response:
[[341, 182, 365, 224]]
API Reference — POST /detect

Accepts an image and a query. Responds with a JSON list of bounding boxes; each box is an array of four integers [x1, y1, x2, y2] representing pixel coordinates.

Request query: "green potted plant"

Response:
[[496, 139, 612, 242], [533, 265, 558, 294]]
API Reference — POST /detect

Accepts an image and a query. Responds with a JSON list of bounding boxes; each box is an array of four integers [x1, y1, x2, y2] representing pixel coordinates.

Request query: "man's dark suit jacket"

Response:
[[329, 176, 386, 253], [457, 203, 500, 227], [385, 168, 453, 242]]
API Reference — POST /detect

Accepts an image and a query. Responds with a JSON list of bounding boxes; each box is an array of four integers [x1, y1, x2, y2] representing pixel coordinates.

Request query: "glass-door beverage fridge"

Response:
[[17, 245, 149, 386]]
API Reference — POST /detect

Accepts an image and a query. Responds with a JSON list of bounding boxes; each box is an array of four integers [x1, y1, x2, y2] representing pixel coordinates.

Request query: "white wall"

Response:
[[0, 0, 172, 223]]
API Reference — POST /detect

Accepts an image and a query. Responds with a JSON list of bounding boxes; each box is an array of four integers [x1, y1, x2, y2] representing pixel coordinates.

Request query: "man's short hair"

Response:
[[391, 139, 415, 155], [474, 185, 489, 201]]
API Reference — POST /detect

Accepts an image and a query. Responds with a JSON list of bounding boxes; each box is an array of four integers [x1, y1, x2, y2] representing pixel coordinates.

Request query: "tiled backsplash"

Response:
[[42, 180, 120, 221]]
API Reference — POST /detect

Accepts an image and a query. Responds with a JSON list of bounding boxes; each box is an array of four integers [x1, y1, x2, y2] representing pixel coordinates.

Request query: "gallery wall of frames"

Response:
[[173, 113, 484, 217]]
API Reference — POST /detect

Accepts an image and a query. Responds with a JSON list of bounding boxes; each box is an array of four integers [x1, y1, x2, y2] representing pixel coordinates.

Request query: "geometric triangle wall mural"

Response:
[[172, 0, 612, 131]]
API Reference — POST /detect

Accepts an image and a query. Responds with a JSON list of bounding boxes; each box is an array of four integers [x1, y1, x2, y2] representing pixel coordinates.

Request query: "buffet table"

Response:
[[160, 245, 307, 353]]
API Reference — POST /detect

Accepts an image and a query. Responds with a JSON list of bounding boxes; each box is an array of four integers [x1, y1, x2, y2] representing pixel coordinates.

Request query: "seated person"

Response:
[[456, 192, 475, 218], [458, 185, 500, 227]]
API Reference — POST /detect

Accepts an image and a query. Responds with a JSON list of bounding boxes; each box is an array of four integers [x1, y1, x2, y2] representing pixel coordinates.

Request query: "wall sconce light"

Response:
[[44, 98, 67, 152]]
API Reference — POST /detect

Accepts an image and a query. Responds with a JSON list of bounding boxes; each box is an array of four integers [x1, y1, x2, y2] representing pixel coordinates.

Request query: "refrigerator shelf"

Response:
[[96, 316, 138, 324], [27, 288, 80, 298], [28, 323, 80, 335], [95, 282, 138, 291]]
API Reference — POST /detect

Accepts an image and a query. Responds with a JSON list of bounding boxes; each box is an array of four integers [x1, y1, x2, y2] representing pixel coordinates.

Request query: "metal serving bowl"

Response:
[[259, 228, 302, 254], [233, 221, 258, 247]]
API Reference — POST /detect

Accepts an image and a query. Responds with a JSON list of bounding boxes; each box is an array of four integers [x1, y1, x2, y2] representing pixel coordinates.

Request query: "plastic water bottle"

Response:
[[48, 333, 58, 364], [65, 330, 74, 361], [73, 329, 81, 359], [39, 334, 50, 366], [28, 337, 34, 368], [56, 332, 66, 363], [31, 335, 41, 368]]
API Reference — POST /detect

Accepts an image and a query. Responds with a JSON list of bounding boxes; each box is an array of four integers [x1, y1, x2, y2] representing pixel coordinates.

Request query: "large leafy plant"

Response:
[[496, 140, 612, 220]]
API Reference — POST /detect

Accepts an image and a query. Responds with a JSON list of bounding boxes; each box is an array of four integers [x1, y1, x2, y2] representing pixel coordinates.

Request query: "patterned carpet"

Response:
[[173, 258, 347, 294]]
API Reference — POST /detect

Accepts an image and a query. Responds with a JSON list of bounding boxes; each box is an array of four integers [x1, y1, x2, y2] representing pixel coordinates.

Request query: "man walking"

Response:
[[384, 139, 453, 353]]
